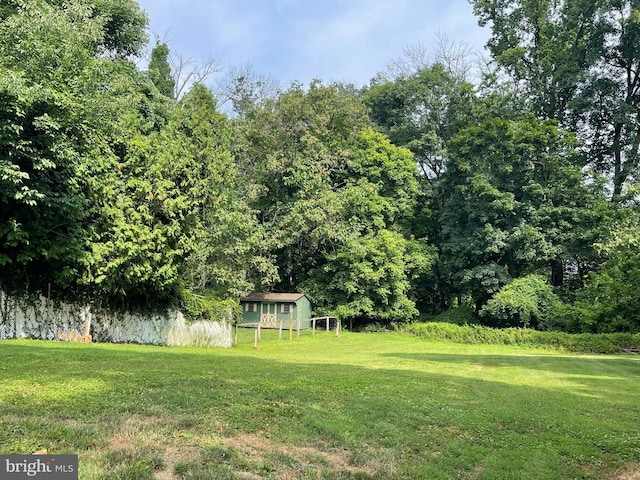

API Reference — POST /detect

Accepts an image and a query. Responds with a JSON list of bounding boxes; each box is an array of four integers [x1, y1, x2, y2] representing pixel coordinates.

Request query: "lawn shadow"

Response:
[[379, 351, 640, 377]]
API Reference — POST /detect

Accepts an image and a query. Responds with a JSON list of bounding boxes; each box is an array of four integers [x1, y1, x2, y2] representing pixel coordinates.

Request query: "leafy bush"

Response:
[[479, 274, 560, 329], [403, 322, 640, 354], [180, 291, 240, 323], [558, 223, 640, 333]]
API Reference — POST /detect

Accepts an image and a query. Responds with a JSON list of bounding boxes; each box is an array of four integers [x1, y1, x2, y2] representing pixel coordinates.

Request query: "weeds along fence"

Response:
[[0, 290, 232, 347], [403, 322, 640, 354], [167, 316, 232, 347]]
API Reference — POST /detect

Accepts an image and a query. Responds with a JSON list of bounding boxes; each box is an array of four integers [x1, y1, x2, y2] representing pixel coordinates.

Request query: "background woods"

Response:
[[0, 0, 639, 333]]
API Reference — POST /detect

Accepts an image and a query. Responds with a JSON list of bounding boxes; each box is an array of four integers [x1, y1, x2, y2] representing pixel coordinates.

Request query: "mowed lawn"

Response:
[[1, 331, 639, 479]]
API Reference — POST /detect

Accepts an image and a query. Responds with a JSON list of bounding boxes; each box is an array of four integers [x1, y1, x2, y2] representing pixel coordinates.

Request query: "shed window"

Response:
[[246, 303, 256, 312], [281, 304, 291, 314]]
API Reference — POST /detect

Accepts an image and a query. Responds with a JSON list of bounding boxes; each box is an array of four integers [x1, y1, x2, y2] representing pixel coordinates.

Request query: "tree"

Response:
[[561, 215, 640, 332], [148, 40, 175, 97], [471, 0, 640, 199], [364, 64, 476, 185], [439, 116, 592, 310], [364, 63, 526, 313], [174, 84, 278, 297], [579, 1, 640, 199], [306, 230, 434, 324], [0, 0, 150, 295], [215, 63, 280, 116], [0, 0, 232, 307], [235, 80, 431, 322], [170, 52, 220, 100], [46, 0, 148, 58], [379, 33, 478, 83], [238, 80, 373, 291]]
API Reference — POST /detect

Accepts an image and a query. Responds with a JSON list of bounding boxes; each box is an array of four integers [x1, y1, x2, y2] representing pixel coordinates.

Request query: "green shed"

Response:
[[239, 293, 312, 329]]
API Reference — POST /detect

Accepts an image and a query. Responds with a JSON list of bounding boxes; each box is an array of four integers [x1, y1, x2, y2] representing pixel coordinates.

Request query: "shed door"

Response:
[[260, 303, 276, 327]]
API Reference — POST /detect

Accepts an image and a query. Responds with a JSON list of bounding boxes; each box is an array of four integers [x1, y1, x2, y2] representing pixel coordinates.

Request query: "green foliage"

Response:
[[480, 274, 561, 329], [0, 0, 148, 294], [180, 291, 241, 324], [148, 41, 175, 98], [2, 0, 640, 336], [307, 230, 434, 324], [427, 305, 479, 326], [177, 84, 277, 297], [364, 64, 476, 183], [82, 0, 148, 57], [0, 1, 246, 308], [236, 81, 431, 322], [472, 0, 640, 198], [403, 322, 640, 354], [345, 128, 420, 227], [236, 81, 370, 288], [560, 219, 640, 333], [439, 116, 595, 309]]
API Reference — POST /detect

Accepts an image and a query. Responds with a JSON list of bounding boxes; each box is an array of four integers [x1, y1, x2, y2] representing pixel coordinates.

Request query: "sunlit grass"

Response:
[[1, 331, 639, 479]]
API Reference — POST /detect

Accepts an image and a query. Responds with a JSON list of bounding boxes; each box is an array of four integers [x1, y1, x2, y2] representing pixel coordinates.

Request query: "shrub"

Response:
[[180, 291, 240, 323], [479, 274, 560, 329]]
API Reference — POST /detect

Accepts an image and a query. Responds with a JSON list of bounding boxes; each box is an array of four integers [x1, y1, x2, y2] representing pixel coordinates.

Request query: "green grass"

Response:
[[1, 330, 640, 479]]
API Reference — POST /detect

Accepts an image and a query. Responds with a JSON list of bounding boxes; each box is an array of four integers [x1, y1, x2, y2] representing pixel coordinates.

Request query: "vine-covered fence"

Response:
[[0, 290, 232, 347]]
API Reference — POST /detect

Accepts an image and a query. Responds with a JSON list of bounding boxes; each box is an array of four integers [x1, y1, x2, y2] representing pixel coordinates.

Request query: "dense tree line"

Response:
[[1, 0, 638, 332]]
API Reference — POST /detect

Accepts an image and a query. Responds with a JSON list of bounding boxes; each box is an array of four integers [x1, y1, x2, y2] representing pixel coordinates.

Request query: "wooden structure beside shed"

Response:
[[239, 293, 313, 329]]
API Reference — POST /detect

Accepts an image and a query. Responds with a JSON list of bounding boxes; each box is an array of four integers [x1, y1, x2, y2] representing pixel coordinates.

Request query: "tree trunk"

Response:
[[612, 122, 624, 200], [551, 259, 563, 287]]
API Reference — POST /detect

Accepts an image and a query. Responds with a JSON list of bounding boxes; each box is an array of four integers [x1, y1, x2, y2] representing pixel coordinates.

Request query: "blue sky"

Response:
[[137, 0, 491, 87]]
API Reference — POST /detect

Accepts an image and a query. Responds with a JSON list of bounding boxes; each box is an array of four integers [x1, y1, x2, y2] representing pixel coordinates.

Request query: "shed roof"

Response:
[[240, 292, 307, 303]]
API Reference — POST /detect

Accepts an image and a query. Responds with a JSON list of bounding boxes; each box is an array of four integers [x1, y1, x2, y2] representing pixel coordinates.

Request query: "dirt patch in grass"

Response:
[[106, 416, 149, 451], [105, 415, 202, 479], [612, 464, 640, 480], [222, 431, 383, 478], [153, 445, 201, 480]]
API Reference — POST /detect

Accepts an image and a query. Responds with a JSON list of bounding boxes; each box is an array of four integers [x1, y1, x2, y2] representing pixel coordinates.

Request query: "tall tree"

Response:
[[0, 0, 149, 294], [439, 117, 595, 310], [235, 81, 432, 323], [471, 0, 640, 199], [148, 40, 175, 97], [173, 84, 278, 297], [561, 211, 640, 332], [364, 64, 482, 312], [215, 63, 281, 117], [0, 0, 234, 307], [364, 64, 476, 186]]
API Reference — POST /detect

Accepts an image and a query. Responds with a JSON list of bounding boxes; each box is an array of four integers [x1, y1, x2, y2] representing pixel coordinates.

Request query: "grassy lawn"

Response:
[[1, 330, 639, 479]]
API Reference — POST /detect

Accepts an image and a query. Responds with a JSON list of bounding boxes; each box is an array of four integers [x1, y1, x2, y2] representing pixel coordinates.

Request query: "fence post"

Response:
[[289, 311, 293, 341]]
